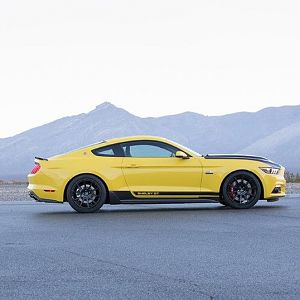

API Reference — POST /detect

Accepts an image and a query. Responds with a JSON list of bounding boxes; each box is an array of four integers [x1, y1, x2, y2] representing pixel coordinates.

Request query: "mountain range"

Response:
[[1, 102, 300, 179]]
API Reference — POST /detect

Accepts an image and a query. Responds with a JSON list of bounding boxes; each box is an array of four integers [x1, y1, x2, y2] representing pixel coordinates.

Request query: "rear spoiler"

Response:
[[35, 156, 48, 161]]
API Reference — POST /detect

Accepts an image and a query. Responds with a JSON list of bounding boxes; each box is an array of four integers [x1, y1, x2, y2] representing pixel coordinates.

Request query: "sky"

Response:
[[0, 0, 299, 138]]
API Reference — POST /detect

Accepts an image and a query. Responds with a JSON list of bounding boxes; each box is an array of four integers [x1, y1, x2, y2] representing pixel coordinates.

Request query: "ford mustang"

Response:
[[28, 136, 286, 213]]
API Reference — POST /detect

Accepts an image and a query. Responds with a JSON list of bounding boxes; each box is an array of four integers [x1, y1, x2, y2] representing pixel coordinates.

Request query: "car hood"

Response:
[[204, 154, 282, 168]]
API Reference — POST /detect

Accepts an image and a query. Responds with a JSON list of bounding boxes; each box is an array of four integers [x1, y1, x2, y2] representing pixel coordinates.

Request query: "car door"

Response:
[[121, 140, 203, 198]]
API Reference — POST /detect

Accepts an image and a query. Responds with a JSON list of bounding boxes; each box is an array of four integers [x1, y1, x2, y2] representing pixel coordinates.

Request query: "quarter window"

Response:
[[92, 145, 124, 157], [92, 146, 115, 157]]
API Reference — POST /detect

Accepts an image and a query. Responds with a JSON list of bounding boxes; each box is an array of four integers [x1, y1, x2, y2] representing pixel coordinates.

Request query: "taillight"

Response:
[[31, 163, 41, 174]]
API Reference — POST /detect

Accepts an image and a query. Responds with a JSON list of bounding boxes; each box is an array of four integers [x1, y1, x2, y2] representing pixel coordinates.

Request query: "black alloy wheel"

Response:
[[221, 171, 261, 209], [66, 175, 107, 213]]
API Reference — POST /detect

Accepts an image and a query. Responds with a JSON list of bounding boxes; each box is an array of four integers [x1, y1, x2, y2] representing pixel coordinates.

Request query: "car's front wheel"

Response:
[[218, 197, 227, 206], [66, 175, 107, 213], [221, 171, 261, 209]]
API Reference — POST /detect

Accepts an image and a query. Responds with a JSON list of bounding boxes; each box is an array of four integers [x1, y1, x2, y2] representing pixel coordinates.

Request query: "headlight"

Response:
[[259, 167, 280, 175]]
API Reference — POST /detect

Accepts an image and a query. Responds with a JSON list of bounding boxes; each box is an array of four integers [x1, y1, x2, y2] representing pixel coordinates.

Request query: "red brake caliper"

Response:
[[229, 184, 235, 199]]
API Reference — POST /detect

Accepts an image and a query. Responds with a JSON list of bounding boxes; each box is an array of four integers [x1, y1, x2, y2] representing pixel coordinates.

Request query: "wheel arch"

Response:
[[63, 173, 110, 203], [219, 169, 264, 200]]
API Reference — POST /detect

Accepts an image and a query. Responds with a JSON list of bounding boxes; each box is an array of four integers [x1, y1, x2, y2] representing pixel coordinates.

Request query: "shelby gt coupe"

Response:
[[28, 136, 286, 213]]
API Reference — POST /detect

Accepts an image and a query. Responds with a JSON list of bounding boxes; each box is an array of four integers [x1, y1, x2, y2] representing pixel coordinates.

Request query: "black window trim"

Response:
[[91, 144, 124, 157], [91, 139, 191, 158], [120, 140, 188, 158]]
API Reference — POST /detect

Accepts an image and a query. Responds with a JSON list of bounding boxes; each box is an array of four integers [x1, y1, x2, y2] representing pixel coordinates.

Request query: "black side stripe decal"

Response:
[[133, 191, 219, 196], [111, 191, 220, 201]]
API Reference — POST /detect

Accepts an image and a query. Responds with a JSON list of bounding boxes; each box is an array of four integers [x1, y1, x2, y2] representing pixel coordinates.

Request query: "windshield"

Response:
[[170, 141, 202, 157]]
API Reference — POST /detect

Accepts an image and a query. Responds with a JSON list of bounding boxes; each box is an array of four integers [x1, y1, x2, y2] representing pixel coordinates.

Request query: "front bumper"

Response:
[[262, 167, 286, 199], [264, 182, 286, 199]]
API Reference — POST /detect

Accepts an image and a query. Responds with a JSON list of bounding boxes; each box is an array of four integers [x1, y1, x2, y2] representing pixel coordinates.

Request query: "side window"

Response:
[[92, 144, 124, 157], [121, 141, 178, 158]]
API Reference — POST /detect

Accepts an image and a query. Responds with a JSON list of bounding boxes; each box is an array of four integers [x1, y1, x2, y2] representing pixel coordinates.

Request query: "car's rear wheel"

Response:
[[221, 171, 261, 209], [66, 175, 107, 213]]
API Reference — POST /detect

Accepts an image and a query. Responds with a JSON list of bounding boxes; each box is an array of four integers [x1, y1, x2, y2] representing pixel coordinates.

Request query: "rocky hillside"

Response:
[[0, 102, 300, 179]]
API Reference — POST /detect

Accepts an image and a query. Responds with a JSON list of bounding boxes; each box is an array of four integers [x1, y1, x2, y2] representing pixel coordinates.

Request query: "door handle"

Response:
[[125, 164, 140, 168]]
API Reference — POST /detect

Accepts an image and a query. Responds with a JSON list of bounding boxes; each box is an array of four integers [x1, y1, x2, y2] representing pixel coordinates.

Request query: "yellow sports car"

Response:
[[28, 136, 286, 213]]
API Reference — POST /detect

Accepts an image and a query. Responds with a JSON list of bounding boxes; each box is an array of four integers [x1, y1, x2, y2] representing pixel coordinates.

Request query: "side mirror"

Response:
[[175, 151, 189, 159]]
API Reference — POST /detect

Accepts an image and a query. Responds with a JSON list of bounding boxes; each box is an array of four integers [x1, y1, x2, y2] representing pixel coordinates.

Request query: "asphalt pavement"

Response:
[[0, 198, 299, 299]]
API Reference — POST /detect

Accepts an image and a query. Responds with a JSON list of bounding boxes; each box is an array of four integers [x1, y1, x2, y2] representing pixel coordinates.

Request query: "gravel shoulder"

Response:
[[0, 183, 31, 202], [1, 183, 300, 202]]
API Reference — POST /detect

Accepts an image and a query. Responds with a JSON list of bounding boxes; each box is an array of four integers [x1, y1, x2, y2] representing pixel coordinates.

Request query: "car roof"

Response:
[[104, 135, 169, 144], [51, 135, 200, 159], [97, 136, 201, 157]]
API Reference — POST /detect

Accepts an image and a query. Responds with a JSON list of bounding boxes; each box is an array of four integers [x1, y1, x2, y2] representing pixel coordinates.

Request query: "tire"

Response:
[[66, 174, 107, 213], [218, 196, 227, 206], [221, 171, 261, 209]]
